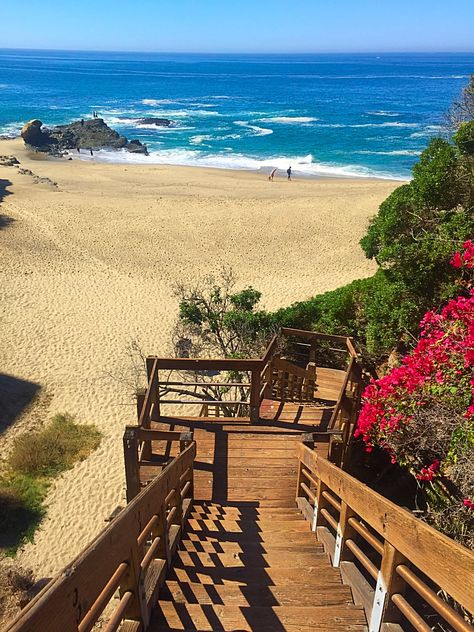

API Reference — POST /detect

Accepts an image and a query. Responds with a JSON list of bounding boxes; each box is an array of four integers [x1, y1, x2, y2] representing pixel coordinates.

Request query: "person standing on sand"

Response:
[[268, 167, 277, 181], [287, 166, 292, 180], [90, 148, 93, 156]]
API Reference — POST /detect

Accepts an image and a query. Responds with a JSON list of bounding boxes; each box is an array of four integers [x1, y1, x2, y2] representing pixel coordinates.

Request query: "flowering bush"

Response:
[[355, 241, 474, 545]]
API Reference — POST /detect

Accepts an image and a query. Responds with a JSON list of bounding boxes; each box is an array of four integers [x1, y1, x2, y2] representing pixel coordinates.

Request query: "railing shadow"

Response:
[[0, 178, 14, 229], [156, 503, 290, 631], [0, 373, 41, 436]]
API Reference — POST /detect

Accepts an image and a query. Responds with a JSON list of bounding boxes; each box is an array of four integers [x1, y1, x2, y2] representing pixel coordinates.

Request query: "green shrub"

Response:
[[8, 413, 101, 477]]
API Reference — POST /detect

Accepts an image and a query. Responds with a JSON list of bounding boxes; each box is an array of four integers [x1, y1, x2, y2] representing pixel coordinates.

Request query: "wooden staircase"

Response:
[[148, 502, 367, 631]]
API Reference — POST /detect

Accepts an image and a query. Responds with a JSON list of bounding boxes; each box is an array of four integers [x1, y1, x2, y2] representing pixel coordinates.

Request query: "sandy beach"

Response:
[[0, 137, 399, 579]]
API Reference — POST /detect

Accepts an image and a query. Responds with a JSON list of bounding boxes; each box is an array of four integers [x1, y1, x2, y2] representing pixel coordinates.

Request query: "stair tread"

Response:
[[151, 603, 367, 631], [169, 565, 344, 586], [162, 580, 354, 606], [174, 549, 327, 568]]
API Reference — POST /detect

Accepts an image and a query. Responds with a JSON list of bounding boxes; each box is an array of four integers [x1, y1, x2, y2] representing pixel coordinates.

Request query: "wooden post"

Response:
[[119, 528, 149, 628], [301, 432, 315, 450], [136, 388, 146, 423], [263, 361, 273, 399], [123, 427, 140, 502], [179, 431, 193, 453], [295, 458, 304, 500], [154, 510, 170, 567], [333, 500, 357, 567], [250, 369, 261, 422], [313, 479, 331, 532], [369, 542, 406, 632]]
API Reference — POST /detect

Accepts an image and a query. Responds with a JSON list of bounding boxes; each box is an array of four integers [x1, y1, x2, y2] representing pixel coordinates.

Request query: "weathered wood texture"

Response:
[[5, 443, 197, 632], [296, 444, 474, 632], [148, 502, 367, 632]]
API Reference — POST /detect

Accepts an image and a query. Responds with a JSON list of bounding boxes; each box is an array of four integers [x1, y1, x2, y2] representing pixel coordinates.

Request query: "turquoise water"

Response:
[[0, 49, 472, 178]]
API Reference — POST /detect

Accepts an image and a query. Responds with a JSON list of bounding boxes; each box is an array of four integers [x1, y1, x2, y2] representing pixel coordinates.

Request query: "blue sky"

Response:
[[1, 0, 473, 53]]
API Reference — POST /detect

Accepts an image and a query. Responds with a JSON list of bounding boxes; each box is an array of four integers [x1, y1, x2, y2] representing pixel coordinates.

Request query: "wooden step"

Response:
[[169, 564, 344, 586], [184, 530, 320, 547], [186, 518, 311, 533], [180, 539, 324, 554], [174, 549, 327, 569], [151, 603, 367, 631], [190, 506, 301, 518], [162, 580, 354, 606]]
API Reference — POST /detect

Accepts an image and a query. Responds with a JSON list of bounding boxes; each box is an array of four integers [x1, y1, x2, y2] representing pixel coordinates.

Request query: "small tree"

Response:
[[159, 269, 276, 416], [447, 74, 474, 129], [172, 268, 274, 360]]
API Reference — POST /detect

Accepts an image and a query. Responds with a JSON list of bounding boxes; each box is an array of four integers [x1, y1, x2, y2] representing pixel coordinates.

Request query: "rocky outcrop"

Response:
[[20, 118, 148, 155], [136, 117, 172, 127], [21, 120, 49, 148], [0, 155, 20, 167]]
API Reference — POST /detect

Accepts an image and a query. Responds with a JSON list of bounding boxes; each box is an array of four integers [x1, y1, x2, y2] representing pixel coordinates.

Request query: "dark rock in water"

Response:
[[136, 117, 172, 127], [20, 118, 149, 156]]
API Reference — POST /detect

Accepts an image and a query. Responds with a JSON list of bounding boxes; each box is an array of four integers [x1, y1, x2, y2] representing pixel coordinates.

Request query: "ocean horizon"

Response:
[[1, 49, 473, 179]]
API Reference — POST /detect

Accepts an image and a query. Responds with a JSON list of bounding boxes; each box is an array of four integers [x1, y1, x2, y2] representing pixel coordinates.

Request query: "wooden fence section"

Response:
[[141, 328, 361, 425], [5, 442, 197, 632], [296, 443, 474, 632]]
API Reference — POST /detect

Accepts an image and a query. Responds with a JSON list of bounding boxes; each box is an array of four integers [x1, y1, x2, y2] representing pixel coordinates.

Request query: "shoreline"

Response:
[[0, 136, 409, 183]]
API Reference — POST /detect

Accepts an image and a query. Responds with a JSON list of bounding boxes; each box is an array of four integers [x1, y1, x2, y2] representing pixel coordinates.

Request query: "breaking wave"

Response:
[[73, 147, 407, 180], [234, 121, 273, 136]]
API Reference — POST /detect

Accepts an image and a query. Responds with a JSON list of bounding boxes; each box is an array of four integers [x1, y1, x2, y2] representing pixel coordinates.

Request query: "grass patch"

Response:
[[0, 414, 101, 554]]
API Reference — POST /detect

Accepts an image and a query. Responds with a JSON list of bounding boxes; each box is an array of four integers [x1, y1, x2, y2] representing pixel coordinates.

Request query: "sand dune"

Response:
[[0, 138, 399, 577]]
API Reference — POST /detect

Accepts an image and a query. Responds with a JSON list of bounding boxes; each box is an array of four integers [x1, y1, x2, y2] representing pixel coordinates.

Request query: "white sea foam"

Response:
[[234, 121, 273, 136], [316, 122, 419, 129], [259, 116, 319, 124], [142, 98, 179, 106], [367, 111, 400, 117], [410, 125, 446, 138], [190, 133, 242, 145], [356, 150, 421, 156], [73, 147, 407, 181], [0, 122, 23, 138]]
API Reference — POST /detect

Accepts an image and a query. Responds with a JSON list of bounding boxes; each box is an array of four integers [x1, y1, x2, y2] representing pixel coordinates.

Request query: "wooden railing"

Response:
[[6, 442, 196, 632], [139, 328, 361, 425], [296, 443, 474, 632], [123, 426, 194, 501]]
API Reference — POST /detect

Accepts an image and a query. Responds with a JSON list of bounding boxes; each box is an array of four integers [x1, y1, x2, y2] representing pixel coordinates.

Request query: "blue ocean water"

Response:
[[0, 49, 472, 179]]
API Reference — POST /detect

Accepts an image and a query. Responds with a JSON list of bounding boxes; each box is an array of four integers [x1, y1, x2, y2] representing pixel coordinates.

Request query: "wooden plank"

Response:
[[340, 560, 374, 621], [153, 602, 367, 631], [148, 357, 261, 371], [298, 444, 474, 613], [162, 580, 353, 607]]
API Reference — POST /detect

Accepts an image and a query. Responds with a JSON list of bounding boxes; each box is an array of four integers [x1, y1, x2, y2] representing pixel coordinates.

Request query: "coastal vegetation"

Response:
[[356, 244, 474, 547], [0, 414, 101, 554]]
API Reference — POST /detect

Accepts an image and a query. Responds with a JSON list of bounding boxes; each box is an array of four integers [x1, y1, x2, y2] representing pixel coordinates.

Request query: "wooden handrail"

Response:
[[281, 327, 350, 343], [6, 442, 196, 632], [296, 444, 474, 632], [147, 357, 262, 371]]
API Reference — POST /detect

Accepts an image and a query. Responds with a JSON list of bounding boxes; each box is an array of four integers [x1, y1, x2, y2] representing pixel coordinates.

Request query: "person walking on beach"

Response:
[[90, 148, 93, 156], [268, 167, 277, 181], [287, 166, 292, 181]]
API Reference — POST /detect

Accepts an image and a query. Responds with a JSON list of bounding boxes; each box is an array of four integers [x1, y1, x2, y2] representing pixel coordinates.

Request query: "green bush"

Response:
[[8, 413, 101, 477]]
